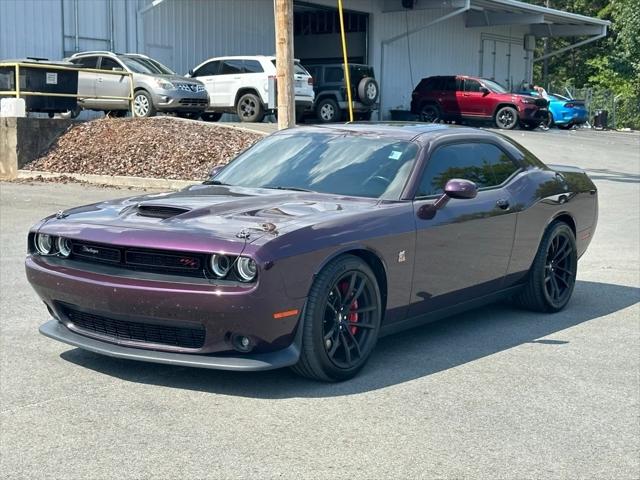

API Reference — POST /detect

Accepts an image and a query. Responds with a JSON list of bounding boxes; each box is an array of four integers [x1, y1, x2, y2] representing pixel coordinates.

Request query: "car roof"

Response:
[[278, 122, 499, 142]]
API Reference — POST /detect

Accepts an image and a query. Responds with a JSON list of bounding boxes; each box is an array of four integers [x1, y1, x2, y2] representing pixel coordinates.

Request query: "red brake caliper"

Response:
[[339, 281, 359, 335]]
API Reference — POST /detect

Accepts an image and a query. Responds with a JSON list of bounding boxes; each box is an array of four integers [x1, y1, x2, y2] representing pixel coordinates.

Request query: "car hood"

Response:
[[37, 184, 377, 252], [134, 72, 204, 85]]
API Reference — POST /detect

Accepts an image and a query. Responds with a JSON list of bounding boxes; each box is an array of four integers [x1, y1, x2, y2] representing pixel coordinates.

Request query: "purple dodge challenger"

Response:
[[26, 124, 598, 381]]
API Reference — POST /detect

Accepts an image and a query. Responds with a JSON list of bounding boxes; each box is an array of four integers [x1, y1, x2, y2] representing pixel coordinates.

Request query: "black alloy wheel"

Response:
[[201, 112, 223, 122], [515, 221, 577, 312], [495, 106, 518, 129], [292, 255, 382, 381], [420, 104, 440, 123]]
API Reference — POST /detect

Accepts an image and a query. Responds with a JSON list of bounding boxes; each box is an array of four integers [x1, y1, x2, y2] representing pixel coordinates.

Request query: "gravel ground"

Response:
[[1, 128, 638, 479], [23, 117, 263, 180]]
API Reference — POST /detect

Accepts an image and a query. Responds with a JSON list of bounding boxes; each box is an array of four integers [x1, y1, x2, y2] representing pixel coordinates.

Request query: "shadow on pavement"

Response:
[[584, 168, 640, 184], [60, 280, 639, 398]]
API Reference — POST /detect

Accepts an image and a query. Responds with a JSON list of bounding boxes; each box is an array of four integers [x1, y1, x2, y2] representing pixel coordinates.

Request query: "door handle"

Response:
[[496, 198, 510, 210]]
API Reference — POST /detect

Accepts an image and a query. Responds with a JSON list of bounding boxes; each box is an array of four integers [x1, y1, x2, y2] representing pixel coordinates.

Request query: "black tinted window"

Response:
[[244, 60, 263, 73], [417, 143, 518, 197], [72, 56, 97, 69], [325, 67, 343, 82], [194, 60, 220, 76], [464, 79, 482, 92], [441, 77, 457, 91], [220, 60, 243, 75], [99, 57, 121, 71]]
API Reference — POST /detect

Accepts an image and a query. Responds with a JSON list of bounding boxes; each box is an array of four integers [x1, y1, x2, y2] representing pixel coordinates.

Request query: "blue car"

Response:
[[546, 94, 588, 129]]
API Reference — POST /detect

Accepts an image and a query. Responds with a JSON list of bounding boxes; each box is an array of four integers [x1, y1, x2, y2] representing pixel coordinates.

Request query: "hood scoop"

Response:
[[136, 204, 191, 219]]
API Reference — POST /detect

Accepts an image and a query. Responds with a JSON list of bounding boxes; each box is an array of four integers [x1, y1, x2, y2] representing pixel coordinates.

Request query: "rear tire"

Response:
[[236, 93, 264, 122], [291, 255, 382, 382], [513, 221, 577, 313], [419, 104, 440, 123], [357, 77, 379, 106], [495, 106, 518, 129]]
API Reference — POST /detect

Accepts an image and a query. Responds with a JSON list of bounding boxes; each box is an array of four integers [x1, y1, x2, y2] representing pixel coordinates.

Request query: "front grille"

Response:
[[125, 250, 202, 271], [178, 98, 208, 106], [175, 82, 206, 93], [69, 240, 207, 277], [62, 306, 206, 349], [72, 242, 121, 264]]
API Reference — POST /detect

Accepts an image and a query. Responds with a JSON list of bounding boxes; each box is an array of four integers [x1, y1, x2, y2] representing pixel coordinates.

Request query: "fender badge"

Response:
[[55, 210, 68, 219], [398, 250, 406, 263]]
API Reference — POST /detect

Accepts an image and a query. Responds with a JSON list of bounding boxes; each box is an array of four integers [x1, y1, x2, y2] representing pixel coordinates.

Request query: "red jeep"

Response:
[[410, 75, 548, 130]]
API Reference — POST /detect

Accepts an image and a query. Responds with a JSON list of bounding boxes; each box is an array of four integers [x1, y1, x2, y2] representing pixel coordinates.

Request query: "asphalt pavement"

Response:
[[1, 128, 638, 479]]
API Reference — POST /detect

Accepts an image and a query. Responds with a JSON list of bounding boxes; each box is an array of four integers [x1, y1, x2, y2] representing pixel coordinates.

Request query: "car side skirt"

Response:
[[379, 285, 524, 337]]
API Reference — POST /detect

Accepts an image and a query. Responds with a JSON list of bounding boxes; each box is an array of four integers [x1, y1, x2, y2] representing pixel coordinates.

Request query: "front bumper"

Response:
[[26, 255, 304, 356], [152, 90, 209, 112], [40, 319, 301, 371]]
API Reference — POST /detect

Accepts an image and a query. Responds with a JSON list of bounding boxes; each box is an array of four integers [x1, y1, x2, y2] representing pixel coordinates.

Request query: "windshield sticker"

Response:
[[389, 151, 402, 160]]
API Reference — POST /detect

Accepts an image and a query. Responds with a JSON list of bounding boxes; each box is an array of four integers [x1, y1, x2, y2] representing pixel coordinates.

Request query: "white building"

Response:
[[0, 0, 607, 118]]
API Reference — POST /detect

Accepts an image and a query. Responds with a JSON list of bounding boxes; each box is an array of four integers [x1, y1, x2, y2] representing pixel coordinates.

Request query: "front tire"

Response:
[[133, 90, 156, 117], [316, 97, 341, 123], [514, 221, 577, 312], [495, 106, 518, 129], [291, 255, 382, 381]]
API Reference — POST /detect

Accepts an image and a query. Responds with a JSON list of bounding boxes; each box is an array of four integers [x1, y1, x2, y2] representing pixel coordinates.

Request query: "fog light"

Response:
[[231, 334, 253, 353]]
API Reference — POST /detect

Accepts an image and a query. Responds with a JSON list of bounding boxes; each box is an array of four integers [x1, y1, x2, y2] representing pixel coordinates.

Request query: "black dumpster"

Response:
[[593, 109, 608, 130], [0, 58, 78, 114]]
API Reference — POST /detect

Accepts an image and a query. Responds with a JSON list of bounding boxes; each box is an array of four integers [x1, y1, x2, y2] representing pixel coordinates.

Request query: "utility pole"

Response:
[[275, 0, 295, 129], [542, 0, 550, 88]]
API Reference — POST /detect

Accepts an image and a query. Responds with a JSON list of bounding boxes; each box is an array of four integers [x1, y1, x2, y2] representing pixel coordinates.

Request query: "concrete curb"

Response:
[[17, 170, 198, 190]]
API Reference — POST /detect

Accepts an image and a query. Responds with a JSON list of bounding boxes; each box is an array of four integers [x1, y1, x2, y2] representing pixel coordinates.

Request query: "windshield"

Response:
[[214, 133, 419, 200], [482, 79, 509, 93], [120, 56, 174, 75]]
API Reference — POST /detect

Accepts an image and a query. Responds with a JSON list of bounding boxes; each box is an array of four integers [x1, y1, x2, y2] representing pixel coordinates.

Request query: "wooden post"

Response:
[[275, 0, 295, 129]]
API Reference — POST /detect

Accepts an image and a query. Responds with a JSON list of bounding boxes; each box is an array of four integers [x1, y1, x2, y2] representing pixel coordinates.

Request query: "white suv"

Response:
[[187, 56, 314, 122]]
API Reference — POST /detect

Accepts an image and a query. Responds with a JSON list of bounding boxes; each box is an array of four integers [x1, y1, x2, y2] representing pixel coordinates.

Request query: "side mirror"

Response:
[[208, 164, 225, 179], [480, 87, 490, 95], [417, 179, 477, 220], [444, 178, 477, 199], [187, 69, 194, 77]]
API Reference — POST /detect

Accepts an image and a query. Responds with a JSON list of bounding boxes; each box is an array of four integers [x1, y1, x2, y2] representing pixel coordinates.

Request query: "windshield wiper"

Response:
[[264, 186, 315, 193]]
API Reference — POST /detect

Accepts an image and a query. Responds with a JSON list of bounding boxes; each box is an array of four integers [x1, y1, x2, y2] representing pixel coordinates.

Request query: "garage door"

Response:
[[480, 37, 527, 90]]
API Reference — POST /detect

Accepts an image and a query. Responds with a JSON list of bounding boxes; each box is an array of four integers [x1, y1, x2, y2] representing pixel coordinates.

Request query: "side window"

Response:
[[325, 67, 344, 83], [220, 60, 244, 75], [416, 143, 519, 197], [441, 76, 457, 91], [464, 79, 482, 92], [72, 56, 98, 69], [194, 60, 220, 77], [244, 60, 264, 73], [99, 57, 122, 71]]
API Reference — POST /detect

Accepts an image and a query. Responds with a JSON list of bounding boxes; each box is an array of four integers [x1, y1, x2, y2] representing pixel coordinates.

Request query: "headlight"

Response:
[[153, 78, 174, 90], [236, 256, 257, 282], [35, 233, 54, 254], [57, 237, 72, 257], [210, 254, 231, 277]]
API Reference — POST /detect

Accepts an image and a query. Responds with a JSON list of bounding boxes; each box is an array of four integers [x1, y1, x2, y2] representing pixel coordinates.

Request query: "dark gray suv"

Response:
[[67, 51, 208, 117]]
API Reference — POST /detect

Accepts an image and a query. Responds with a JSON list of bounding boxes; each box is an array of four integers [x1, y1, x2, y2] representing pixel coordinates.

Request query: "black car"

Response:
[[305, 63, 379, 122]]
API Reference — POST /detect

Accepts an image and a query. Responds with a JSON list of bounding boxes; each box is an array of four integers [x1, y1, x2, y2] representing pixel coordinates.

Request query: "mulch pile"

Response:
[[23, 117, 263, 180]]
